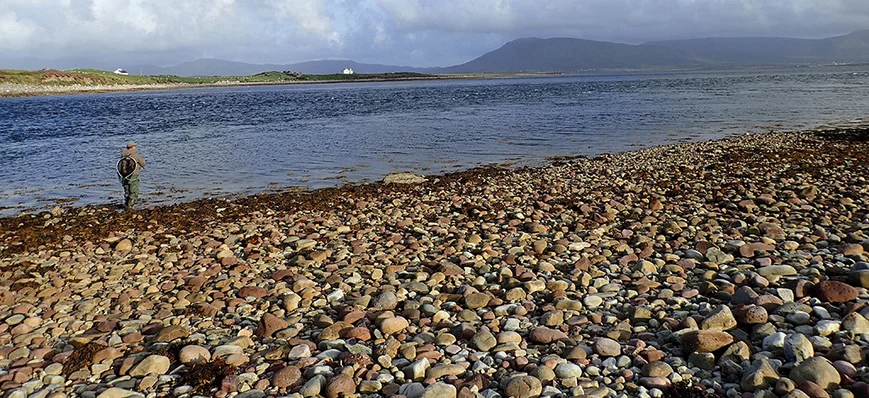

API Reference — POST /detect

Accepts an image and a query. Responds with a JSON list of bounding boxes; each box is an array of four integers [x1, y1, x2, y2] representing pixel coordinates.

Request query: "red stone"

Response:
[[814, 280, 859, 303]]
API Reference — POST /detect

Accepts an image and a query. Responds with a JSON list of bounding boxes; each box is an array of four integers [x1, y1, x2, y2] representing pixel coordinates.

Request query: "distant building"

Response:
[[342, 68, 354, 75], [114, 69, 129, 75]]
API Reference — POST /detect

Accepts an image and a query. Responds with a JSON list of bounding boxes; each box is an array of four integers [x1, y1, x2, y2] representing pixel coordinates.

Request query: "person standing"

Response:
[[118, 141, 146, 210]]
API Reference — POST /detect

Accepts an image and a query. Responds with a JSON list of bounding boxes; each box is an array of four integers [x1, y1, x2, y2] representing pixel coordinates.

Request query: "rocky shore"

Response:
[[0, 127, 868, 398], [0, 83, 199, 98]]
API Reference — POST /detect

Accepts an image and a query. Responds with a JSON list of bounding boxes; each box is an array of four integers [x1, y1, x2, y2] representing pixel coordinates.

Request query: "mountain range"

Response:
[[4, 30, 869, 76]]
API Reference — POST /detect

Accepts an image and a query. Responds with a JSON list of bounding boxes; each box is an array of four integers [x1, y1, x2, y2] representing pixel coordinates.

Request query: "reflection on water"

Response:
[[2, 66, 869, 216]]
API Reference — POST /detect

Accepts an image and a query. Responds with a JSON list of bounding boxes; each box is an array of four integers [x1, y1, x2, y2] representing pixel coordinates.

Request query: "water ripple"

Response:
[[2, 66, 869, 215]]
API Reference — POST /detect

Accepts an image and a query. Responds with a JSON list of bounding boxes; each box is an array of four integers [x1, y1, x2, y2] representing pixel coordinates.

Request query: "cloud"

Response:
[[0, 0, 867, 67]]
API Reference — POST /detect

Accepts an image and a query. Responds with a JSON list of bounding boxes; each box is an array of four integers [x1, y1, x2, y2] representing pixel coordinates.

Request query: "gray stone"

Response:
[[554, 363, 583, 379], [763, 332, 787, 351], [741, 358, 780, 392], [784, 333, 813, 364], [788, 357, 841, 390], [300, 375, 325, 397], [399, 383, 426, 398], [690, 352, 716, 370], [383, 172, 427, 184]]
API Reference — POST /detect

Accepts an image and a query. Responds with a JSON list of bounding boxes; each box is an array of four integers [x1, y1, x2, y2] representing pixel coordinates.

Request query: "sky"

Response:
[[1, 0, 868, 67]]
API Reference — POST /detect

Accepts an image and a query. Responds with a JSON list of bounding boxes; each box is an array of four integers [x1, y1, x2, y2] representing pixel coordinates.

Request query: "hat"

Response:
[[126, 141, 137, 148]]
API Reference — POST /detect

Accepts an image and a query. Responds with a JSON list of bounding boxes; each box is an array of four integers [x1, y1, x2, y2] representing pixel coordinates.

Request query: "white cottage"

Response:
[[342, 68, 354, 75]]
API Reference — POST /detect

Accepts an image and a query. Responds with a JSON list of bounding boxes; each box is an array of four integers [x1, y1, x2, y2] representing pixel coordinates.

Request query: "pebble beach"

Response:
[[0, 127, 868, 398]]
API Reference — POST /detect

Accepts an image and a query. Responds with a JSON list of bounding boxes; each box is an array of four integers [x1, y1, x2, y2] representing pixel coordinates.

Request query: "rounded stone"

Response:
[[325, 374, 356, 398], [789, 357, 841, 390], [554, 363, 583, 379], [114, 239, 133, 252], [680, 330, 734, 353], [593, 337, 621, 357], [505, 376, 542, 398], [464, 292, 491, 309], [641, 361, 673, 378], [379, 317, 409, 335], [814, 281, 859, 303], [179, 345, 211, 364], [528, 327, 568, 344], [272, 366, 302, 388], [128, 355, 170, 377], [423, 382, 457, 398], [256, 313, 288, 338]]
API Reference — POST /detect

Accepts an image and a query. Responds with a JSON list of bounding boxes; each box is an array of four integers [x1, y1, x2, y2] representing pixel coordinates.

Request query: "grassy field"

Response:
[[0, 68, 438, 86]]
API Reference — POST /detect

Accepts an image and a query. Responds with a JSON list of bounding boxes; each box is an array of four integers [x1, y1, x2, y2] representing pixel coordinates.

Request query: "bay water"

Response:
[[2, 65, 869, 216]]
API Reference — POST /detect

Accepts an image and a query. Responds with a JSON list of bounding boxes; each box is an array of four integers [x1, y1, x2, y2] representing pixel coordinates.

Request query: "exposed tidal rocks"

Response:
[[0, 127, 869, 398]]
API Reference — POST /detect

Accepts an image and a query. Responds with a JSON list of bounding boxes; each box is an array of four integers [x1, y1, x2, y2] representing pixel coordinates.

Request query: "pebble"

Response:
[[529, 327, 568, 343], [784, 333, 813, 364], [741, 358, 780, 392], [505, 376, 542, 398], [179, 345, 211, 364], [95, 388, 143, 398], [127, 355, 170, 377], [788, 357, 841, 390], [272, 366, 301, 388], [379, 317, 409, 335], [423, 382, 456, 398], [814, 281, 859, 303], [594, 337, 621, 357], [555, 363, 583, 379], [641, 362, 673, 378], [701, 305, 737, 331], [325, 374, 355, 398], [681, 330, 734, 352]]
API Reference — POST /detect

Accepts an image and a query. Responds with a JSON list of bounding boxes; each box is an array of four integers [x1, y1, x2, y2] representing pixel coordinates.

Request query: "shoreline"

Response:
[[0, 124, 859, 252], [0, 73, 557, 99], [1, 126, 868, 397]]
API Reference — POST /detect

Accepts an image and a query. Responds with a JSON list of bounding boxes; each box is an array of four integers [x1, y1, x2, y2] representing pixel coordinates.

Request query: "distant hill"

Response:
[[646, 30, 869, 64], [439, 31, 869, 73], [438, 38, 710, 73], [127, 59, 435, 77], [1, 57, 434, 77], [4, 30, 869, 76]]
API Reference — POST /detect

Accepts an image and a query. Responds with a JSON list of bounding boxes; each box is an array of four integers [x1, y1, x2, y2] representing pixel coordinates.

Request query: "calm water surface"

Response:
[[2, 65, 869, 216]]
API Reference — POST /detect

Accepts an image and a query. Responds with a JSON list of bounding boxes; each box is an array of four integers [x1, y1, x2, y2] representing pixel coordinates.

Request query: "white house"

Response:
[[114, 68, 129, 75], [342, 68, 354, 75]]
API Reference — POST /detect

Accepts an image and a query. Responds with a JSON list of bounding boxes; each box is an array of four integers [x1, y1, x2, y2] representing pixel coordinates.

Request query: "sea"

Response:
[[2, 65, 869, 217]]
